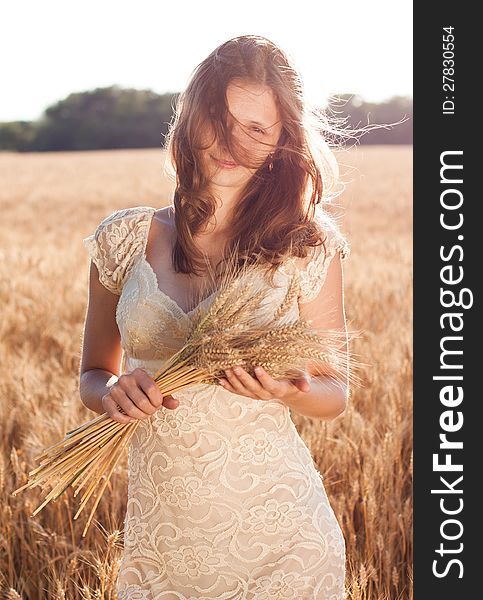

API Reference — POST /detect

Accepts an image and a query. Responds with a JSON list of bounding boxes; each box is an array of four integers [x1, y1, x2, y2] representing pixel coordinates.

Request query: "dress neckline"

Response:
[[139, 207, 219, 318], [136, 206, 300, 318], [139, 255, 219, 318]]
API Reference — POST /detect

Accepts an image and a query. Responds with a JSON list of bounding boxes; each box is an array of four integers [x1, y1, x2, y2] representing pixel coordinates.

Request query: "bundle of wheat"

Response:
[[12, 251, 361, 537]]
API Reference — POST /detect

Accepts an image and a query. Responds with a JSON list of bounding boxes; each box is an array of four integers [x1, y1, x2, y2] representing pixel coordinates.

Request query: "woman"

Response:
[[81, 34, 351, 600]]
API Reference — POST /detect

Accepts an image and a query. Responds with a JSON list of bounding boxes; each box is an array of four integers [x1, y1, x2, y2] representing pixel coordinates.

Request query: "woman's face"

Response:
[[201, 78, 283, 191]]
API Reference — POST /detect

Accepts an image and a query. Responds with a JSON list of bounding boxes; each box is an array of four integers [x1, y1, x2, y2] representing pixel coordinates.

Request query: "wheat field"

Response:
[[0, 145, 412, 599]]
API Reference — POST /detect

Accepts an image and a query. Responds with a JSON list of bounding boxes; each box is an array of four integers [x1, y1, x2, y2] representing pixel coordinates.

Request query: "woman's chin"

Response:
[[209, 168, 251, 186]]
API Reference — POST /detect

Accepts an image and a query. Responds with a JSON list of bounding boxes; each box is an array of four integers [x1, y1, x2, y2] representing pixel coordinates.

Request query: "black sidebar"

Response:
[[414, 5, 480, 598]]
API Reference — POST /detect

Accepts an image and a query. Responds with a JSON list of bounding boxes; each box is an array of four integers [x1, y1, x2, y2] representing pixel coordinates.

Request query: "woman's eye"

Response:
[[253, 127, 265, 135]]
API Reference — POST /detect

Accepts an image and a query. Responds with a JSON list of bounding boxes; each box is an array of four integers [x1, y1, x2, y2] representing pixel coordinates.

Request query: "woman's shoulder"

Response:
[[94, 205, 157, 231], [290, 205, 351, 304], [309, 204, 351, 262], [83, 205, 157, 295]]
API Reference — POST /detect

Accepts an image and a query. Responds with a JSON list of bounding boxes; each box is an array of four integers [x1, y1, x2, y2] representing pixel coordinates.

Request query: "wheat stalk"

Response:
[[12, 250, 363, 536]]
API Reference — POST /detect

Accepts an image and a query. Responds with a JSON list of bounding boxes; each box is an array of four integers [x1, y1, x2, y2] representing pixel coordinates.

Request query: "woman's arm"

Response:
[[283, 249, 350, 420], [79, 261, 123, 415], [221, 250, 350, 420], [79, 369, 119, 415], [280, 375, 348, 420]]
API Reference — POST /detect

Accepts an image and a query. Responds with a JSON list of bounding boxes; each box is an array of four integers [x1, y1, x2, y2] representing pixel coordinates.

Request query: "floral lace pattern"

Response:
[[83, 206, 350, 599], [83, 207, 154, 296]]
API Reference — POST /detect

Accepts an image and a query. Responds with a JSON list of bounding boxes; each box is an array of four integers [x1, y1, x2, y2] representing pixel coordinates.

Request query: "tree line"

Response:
[[0, 85, 412, 152]]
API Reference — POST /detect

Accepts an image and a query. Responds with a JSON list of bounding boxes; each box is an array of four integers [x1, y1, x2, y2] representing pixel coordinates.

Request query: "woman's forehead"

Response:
[[226, 79, 280, 127]]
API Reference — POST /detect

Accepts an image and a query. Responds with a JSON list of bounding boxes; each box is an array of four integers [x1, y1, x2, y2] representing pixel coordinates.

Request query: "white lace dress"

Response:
[[83, 205, 351, 600]]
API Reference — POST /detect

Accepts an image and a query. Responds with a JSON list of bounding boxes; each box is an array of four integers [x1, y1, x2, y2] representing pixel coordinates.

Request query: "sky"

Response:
[[0, 0, 412, 122]]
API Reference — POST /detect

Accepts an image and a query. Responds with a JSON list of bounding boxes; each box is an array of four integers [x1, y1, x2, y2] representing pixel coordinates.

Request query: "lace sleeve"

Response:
[[297, 214, 351, 305], [83, 206, 155, 295]]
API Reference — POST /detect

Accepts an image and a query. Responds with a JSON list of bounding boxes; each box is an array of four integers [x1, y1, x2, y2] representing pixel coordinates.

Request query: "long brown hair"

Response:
[[164, 34, 348, 280]]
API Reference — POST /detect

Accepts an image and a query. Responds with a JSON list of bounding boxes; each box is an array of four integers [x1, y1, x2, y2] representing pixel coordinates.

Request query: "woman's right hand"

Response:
[[102, 368, 179, 423]]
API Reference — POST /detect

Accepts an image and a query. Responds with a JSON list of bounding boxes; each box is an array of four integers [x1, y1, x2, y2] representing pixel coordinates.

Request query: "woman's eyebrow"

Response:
[[248, 119, 268, 128], [246, 118, 282, 129], [227, 110, 281, 130]]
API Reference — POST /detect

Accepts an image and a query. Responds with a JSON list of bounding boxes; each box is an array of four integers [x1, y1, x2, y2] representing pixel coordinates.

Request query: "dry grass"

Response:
[[0, 145, 412, 599]]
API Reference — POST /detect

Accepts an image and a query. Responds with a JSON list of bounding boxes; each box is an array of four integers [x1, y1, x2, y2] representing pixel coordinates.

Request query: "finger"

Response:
[[134, 369, 164, 408], [103, 394, 136, 424], [231, 367, 272, 400], [224, 369, 245, 393], [225, 369, 253, 398], [162, 395, 179, 410], [224, 369, 256, 399], [253, 366, 284, 396], [218, 378, 236, 393], [110, 386, 149, 420], [118, 375, 157, 416], [294, 377, 311, 393]]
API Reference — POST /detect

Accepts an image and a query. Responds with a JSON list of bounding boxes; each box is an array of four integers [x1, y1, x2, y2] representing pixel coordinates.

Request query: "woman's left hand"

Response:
[[219, 366, 311, 402]]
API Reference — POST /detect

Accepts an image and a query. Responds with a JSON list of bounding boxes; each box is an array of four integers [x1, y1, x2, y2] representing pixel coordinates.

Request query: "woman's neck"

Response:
[[203, 185, 242, 236]]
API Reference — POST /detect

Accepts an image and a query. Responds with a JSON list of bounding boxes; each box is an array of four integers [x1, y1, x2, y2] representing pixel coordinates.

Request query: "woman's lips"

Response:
[[211, 155, 238, 169]]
